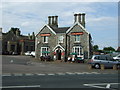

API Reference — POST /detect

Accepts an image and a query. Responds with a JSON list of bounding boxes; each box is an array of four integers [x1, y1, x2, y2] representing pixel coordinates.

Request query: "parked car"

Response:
[[88, 55, 120, 69], [31, 51, 35, 57], [24, 51, 31, 56], [113, 54, 120, 60]]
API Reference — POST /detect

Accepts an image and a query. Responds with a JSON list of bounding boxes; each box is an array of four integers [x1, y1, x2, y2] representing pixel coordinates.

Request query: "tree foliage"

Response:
[[93, 45, 99, 51], [103, 47, 115, 52]]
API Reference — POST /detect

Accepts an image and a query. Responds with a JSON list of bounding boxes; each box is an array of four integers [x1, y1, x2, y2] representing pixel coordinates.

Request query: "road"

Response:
[[2, 73, 119, 89], [1, 55, 120, 89]]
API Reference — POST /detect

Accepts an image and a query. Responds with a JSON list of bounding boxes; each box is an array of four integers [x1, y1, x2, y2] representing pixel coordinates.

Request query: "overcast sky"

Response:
[[0, 0, 119, 49]]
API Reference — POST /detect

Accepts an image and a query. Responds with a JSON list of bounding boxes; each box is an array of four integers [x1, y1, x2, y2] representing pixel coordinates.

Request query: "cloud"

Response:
[[87, 16, 118, 28], [21, 22, 30, 27], [1, 2, 118, 49]]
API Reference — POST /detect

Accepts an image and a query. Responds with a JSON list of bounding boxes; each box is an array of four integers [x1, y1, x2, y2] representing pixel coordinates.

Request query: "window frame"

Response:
[[41, 47, 49, 56], [72, 46, 83, 56], [58, 36, 64, 43], [74, 35, 80, 43], [43, 36, 48, 43]]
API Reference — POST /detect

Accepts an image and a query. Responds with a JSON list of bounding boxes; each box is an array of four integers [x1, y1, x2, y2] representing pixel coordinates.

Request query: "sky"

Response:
[[0, 0, 119, 50]]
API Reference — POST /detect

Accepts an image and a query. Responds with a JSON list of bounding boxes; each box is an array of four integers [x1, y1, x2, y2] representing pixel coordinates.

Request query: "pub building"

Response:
[[35, 13, 92, 60]]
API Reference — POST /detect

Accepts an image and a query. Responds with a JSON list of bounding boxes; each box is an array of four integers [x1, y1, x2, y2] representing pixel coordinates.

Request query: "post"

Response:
[[65, 34, 68, 62], [101, 64, 105, 70]]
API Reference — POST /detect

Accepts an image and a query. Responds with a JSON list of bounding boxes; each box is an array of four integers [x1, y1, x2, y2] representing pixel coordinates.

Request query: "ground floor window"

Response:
[[41, 47, 49, 56], [72, 46, 83, 56]]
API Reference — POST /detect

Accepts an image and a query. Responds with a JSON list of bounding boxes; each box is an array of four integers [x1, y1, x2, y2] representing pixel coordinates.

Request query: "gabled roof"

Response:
[[36, 24, 56, 36], [66, 21, 89, 34], [53, 44, 65, 51]]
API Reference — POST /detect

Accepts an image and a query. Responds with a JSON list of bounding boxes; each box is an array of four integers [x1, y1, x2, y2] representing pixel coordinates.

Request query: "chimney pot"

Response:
[[82, 13, 85, 27], [74, 14, 77, 23], [55, 16, 58, 26]]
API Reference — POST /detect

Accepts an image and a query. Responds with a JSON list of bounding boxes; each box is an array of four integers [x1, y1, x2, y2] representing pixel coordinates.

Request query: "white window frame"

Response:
[[73, 46, 83, 56], [41, 47, 49, 56], [43, 36, 48, 43], [75, 35, 80, 43], [58, 36, 64, 43]]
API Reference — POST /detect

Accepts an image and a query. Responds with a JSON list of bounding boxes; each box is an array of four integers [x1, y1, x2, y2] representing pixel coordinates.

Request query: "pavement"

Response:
[[2, 55, 119, 74]]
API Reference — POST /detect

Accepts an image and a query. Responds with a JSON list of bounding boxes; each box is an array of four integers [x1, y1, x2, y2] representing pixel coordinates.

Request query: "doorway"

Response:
[[56, 48, 61, 60]]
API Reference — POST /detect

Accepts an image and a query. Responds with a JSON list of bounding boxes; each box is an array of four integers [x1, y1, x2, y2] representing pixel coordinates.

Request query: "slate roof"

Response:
[[50, 26, 70, 33]]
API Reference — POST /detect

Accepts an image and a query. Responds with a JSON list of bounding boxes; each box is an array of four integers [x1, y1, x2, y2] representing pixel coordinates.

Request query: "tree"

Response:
[[103, 47, 115, 53], [93, 45, 99, 51]]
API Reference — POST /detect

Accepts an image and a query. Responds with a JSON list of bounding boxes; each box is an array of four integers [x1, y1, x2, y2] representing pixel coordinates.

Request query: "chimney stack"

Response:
[[78, 13, 81, 23], [48, 16, 51, 25], [48, 16, 58, 28], [74, 13, 85, 28], [55, 16, 58, 25], [81, 13, 85, 28], [74, 14, 77, 23]]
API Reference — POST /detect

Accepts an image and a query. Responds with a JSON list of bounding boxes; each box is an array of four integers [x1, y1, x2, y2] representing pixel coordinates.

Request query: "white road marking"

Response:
[[91, 72, 100, 74], [106, 84, 111, 88], [48, 74, 55, 75], [75, 72, 84, 75], [2, 74, 11, 77], [66, 72, 76, 75], [82, 72, 92, 74], [1, 85, 41, 88], [37, 74, 46, 76], [14, 74, 23, 76], [25, 73, 33, 76], [57, 73, 65, 75], [84, 83, 120, 89]]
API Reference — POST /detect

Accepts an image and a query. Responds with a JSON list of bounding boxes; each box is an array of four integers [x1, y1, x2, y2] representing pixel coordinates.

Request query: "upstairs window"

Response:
[[58, 36, 64, 43], [43, 36, 48, 43], [75, 35, 80, 42]]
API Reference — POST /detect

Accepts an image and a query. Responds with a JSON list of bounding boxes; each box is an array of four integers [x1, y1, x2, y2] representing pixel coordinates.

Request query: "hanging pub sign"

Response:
[[71, 32, 84, 35], [40, 33, 51, 36]]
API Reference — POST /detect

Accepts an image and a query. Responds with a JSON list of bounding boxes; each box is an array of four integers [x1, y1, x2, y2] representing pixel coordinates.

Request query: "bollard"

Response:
[[101, 64, 105, 70], [88, 64, 92, 69], [113, 65, 117, 70]]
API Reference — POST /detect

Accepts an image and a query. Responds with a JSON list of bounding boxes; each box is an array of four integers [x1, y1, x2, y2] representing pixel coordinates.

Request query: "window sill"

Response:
[[43, 42, 48, 44], [74, 42, 80, 43]]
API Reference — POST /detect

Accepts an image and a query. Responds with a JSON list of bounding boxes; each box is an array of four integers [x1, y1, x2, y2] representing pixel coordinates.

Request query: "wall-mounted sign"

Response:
[[71, 32, 84, 35], [19, 40, 24, 42], [40, 33, 51, 36]]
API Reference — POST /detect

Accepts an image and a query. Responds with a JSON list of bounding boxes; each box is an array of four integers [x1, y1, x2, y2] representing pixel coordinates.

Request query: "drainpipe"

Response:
[[65, 34, 68, 62]]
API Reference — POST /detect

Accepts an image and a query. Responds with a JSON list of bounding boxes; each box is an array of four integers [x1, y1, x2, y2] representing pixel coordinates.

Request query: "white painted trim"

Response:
[[36, 24, 56, 36], [41, 47, 49, 56], [72, 46, 83, 57], [66, 22, 89, 34], [53, 44, 65, 51], [42, 36, 48, 43], [46, 24, 56, 35]]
